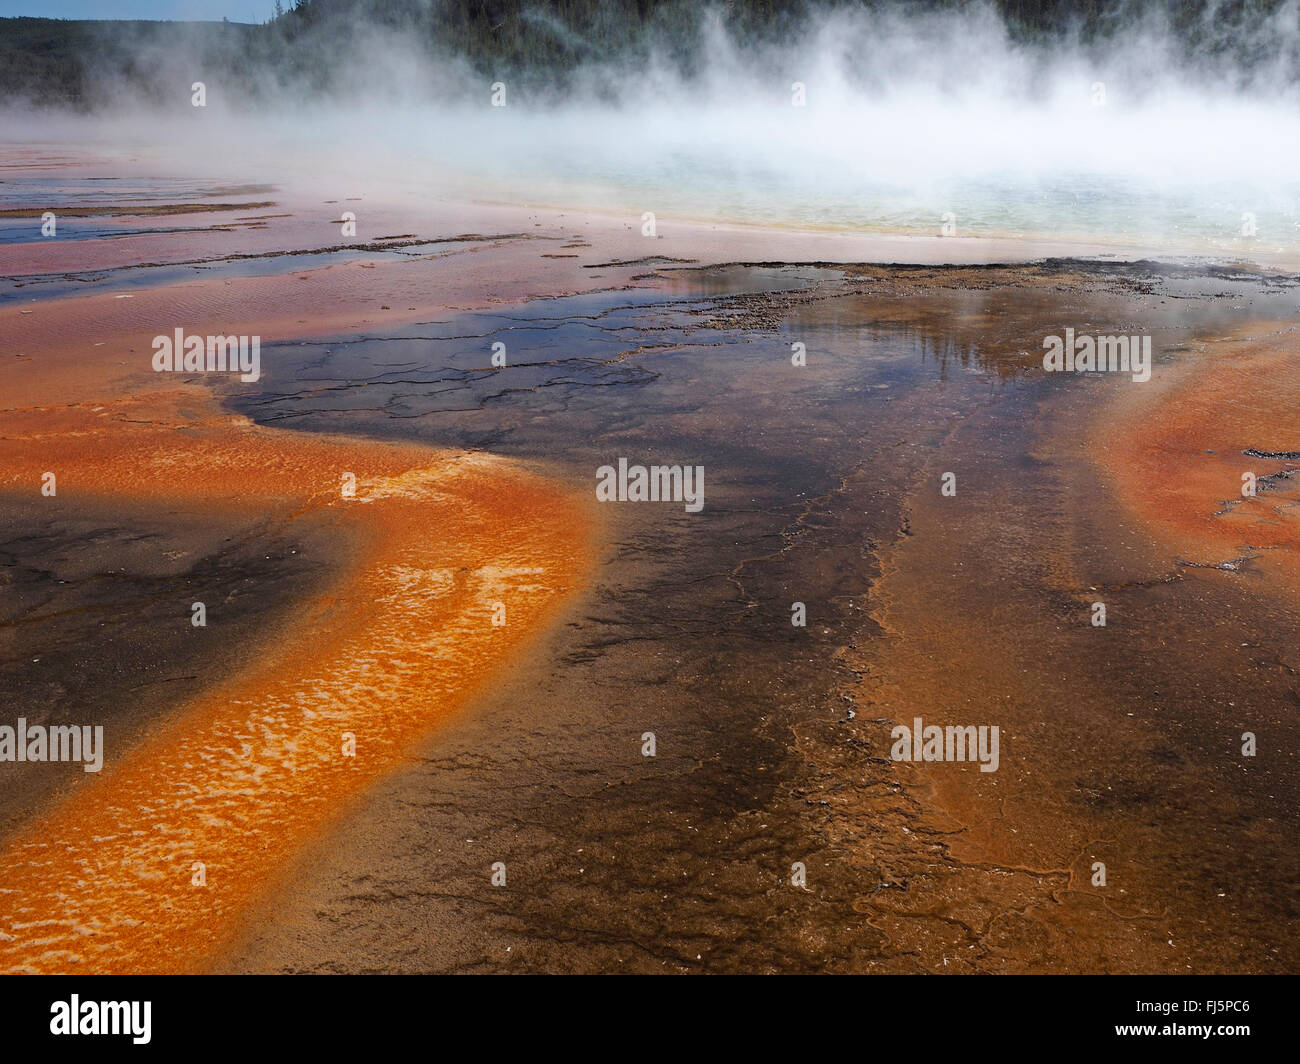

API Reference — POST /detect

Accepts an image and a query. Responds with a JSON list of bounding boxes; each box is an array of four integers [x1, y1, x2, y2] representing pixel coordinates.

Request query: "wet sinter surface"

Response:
[[214, 262, 1299, 973]]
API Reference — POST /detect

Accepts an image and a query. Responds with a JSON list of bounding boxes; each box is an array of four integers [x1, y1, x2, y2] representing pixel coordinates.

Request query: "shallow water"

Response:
[[0, 239, 467, 304], [459, 159, 1300, 257], [9, 122, 1300, 260], [4, 149, 1297, 971], [216, 262, 1300, 973]]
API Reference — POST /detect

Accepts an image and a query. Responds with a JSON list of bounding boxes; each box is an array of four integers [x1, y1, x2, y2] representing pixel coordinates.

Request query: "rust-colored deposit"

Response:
[[1096, 325, 1300, 591], [0, 395, 590, 973]]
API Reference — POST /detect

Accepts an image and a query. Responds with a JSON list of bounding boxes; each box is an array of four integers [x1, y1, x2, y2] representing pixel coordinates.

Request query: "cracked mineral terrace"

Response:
[[2, 160, 1297, 974], [211, 261, 1298, 974]]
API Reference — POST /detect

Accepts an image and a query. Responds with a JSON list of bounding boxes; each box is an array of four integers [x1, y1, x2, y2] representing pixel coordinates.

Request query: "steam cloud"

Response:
[[4, 1, 1300, 249]]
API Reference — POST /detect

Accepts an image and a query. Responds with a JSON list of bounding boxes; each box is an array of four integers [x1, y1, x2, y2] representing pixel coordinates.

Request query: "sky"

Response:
[[0, 1, 276, 19]]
